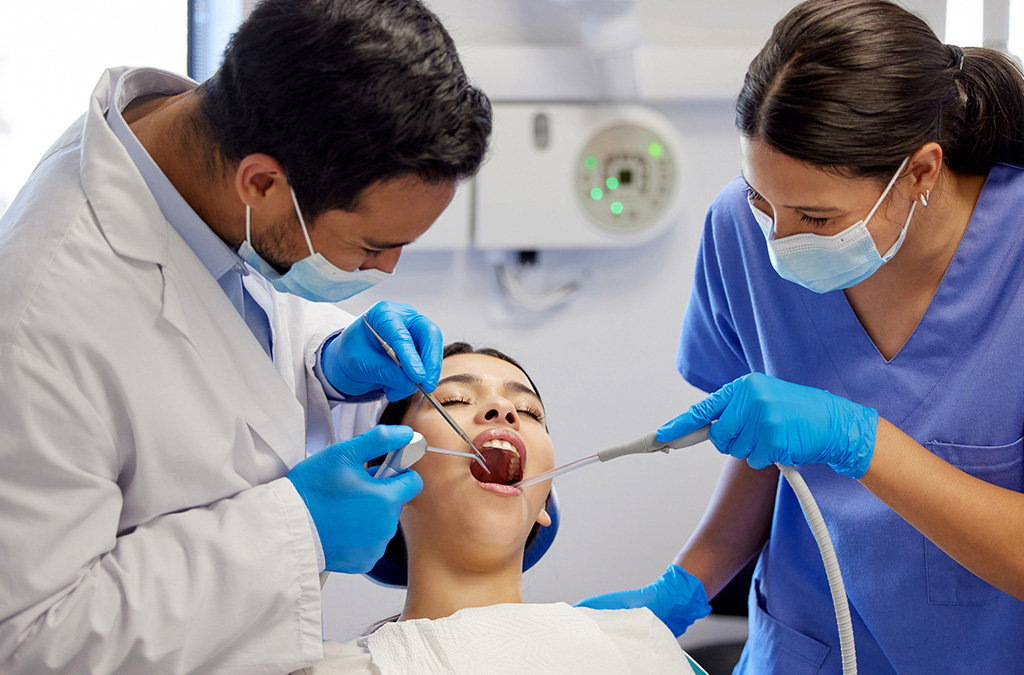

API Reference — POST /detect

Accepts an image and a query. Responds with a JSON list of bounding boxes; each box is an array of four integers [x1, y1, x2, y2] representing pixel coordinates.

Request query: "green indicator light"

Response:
[[610, 201, 624, 215], [584, 156, 598, 169], [590, 187, 604, 200], [606, 177, 619, 190], [648, 142, 664, 158]]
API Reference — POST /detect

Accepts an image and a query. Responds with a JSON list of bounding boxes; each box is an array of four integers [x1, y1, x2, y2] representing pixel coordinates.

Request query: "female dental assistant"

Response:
[[579, 0, 1024, 672]]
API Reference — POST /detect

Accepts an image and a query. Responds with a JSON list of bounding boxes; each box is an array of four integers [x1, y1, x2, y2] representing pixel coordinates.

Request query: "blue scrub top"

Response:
[[679, 164, 1024, 674]]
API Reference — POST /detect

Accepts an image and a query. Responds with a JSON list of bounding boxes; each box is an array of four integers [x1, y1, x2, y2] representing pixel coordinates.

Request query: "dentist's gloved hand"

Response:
[[287, 425, 423, 574], [575, 565, 711, 637], [322, 300, 443, 401], [657, 373, 879, 479]]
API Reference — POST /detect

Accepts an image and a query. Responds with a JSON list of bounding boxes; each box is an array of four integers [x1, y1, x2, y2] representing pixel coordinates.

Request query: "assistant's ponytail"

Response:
[[945, 47, 1024, 174]]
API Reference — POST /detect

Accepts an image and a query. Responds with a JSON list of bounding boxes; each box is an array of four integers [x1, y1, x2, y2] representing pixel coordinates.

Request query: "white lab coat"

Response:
[[0, 68, 373, 673]]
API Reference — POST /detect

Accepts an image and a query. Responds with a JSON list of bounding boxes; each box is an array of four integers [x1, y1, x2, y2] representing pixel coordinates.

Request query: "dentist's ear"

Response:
[[536, 507, 552, 528]]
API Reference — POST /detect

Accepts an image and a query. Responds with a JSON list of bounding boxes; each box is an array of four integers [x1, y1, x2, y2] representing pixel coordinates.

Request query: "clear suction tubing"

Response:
[[515, 424, 857, 674]]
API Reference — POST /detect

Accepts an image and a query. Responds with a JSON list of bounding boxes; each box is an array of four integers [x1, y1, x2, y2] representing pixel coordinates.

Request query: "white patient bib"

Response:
[[367, 602, 631, 674]]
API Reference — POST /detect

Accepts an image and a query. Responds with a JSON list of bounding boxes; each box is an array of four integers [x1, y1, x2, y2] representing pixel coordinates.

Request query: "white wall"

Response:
[[0, 1, 186, 216]]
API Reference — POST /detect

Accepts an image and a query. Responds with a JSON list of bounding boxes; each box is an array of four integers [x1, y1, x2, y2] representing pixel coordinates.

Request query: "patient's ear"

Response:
[[536, 507, 551, 528]]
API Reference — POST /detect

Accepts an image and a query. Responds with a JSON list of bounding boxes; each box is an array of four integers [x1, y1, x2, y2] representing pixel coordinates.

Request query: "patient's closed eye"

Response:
[[516, 404, 544, 422], [438, 396, 472, 406]]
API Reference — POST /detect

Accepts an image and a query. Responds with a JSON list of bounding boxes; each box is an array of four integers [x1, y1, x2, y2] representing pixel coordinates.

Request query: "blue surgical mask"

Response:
[[239, 188, 391, 303], [748, 157, 915, 293]]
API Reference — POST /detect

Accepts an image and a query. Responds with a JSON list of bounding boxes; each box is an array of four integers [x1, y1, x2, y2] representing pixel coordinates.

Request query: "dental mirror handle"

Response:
[[596, 425, 711, 462], [374, 432, 428, 479], [324, 432, 428, 591]]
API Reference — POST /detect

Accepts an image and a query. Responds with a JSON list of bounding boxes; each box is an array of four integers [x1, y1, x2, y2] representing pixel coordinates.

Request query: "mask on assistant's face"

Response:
[[748, 156, 915, 293], [239, 188, 392, 303]]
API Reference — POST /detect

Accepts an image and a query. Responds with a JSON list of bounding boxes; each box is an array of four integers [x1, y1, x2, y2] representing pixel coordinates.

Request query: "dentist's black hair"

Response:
[[197, 0, 491, 218], [736, 0, 1024, 180]]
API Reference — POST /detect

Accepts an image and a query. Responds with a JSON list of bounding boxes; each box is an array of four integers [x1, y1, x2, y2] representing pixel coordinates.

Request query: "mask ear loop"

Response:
[[289, 187, 317, 257], [863, 156, 910, 224]]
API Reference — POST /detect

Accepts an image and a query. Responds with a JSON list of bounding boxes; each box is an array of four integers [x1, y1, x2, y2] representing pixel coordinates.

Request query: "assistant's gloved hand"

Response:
[[287, 425, 423, 574], [657, 373, 878, 479], [575, 565, 711, 637], [322, 300, 443, 401]]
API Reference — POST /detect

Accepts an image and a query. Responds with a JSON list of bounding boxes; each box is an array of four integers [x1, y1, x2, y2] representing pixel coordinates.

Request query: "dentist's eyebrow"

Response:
[[363, 237, 413, 250], [740, 171, 839, 213]]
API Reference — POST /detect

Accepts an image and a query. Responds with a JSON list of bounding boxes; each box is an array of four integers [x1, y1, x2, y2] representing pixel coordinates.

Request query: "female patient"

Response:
[[299, 343, 706, 674]]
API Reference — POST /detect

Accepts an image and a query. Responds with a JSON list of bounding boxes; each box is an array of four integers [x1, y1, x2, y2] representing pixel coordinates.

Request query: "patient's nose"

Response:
[[477, 398, 518, 427]]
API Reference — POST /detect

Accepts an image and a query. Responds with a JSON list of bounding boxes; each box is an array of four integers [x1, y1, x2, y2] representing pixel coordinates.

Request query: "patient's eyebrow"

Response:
[[437, 373, 481, 387], [436, 373, 542, 405]]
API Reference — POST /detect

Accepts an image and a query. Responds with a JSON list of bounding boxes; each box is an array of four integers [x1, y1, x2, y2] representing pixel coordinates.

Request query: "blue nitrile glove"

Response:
[[287, 425, 423, 574], [575, 565, 711, 637], [322, 300, 443, 401], [657, 373, 879, 479]]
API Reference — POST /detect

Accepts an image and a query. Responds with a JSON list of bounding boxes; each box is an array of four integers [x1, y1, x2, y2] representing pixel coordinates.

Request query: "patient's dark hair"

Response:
[[197, 0, 491, 218], [736, 0, 1024, 181]]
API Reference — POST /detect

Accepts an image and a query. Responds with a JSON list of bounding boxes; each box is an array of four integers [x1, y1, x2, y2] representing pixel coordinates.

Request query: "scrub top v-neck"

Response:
[[677, 163, 1024, 674]]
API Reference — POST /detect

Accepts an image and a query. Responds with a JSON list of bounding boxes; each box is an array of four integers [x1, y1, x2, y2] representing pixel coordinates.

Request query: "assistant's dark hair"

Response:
[[736, 0, 1024, 180], [198, 0, 492, 217]]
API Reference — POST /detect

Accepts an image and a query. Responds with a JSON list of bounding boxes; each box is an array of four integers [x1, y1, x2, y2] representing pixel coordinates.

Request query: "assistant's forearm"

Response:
[[861, 419, 1024, 600], [673, 458, 777, 599]]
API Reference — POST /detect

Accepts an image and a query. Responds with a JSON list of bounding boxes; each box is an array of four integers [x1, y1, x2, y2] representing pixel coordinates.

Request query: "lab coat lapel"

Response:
[[80, 67, 306, 471], [160, 226, 306, 470]]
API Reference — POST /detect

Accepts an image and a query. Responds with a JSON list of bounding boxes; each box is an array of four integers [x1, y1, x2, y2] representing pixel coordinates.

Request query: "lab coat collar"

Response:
[[80, 67, 173, 267]]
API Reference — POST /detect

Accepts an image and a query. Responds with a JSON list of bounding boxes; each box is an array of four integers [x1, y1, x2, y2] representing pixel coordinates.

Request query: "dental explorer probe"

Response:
[[361, 316, 489, 472], [512, 425, 711, 489]]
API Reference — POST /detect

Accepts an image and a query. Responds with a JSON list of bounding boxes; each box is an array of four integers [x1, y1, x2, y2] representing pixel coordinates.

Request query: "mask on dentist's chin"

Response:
[[239, 188, 392, 303], [748, 156, 915, 294]]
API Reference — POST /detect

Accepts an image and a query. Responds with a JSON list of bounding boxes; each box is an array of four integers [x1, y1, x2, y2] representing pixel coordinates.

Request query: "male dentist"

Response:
[[0, 0, 491, 672]]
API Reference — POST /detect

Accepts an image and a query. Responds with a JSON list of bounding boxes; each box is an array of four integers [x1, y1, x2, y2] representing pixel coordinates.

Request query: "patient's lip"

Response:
[[475, 482, 523, 497]]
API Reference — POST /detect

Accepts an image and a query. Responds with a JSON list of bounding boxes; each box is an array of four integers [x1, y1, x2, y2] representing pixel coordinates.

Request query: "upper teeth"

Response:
[[481, 439, 519, 457]]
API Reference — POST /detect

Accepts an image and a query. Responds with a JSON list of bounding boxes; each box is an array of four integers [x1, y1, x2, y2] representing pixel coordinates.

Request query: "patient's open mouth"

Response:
[[471, 434, 524, 487]]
